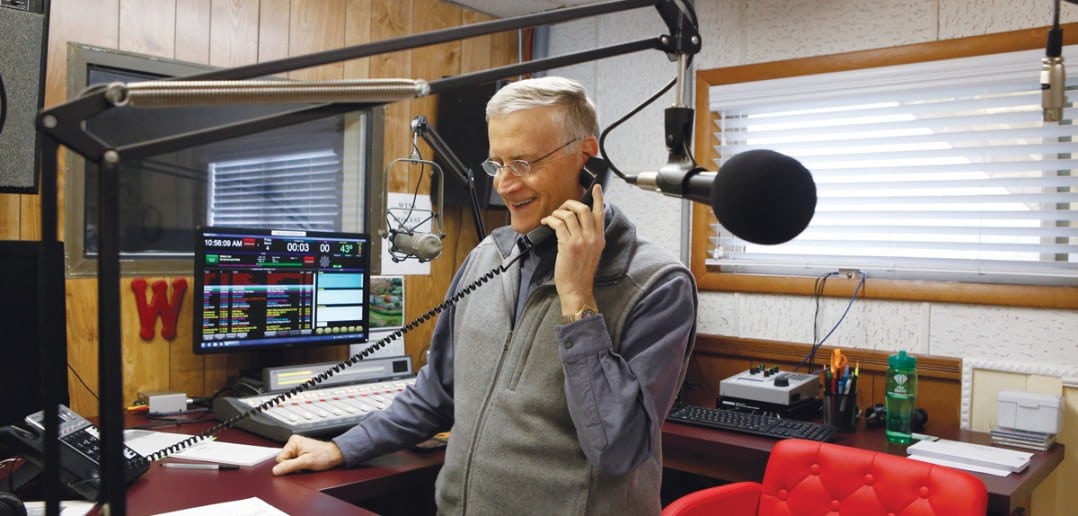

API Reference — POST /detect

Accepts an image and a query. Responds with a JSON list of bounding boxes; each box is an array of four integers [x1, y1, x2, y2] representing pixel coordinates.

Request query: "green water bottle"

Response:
[[885, 350, 918, 444]]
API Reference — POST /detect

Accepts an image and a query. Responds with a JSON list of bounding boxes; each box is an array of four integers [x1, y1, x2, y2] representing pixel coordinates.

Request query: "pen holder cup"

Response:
[[823, 393, 857, 432]]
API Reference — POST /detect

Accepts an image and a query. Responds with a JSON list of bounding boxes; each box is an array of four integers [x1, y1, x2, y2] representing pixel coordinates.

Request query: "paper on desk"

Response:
[[906, 454, 1012, 477], [151, 496, 288, 516], [124, 429, 281, 467], [124, 429, 195, 455], [23, 500, 95, 516]]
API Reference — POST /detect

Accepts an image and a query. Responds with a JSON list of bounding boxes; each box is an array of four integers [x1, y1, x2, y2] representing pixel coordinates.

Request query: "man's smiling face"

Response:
[[489, 106, 586, 234]]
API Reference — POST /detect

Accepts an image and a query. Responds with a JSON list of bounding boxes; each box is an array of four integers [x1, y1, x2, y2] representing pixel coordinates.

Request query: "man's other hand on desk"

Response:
[[272, 434, 344, 475]]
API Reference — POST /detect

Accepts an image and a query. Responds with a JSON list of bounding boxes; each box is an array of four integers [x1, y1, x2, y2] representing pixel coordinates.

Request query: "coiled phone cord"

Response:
[[146, 252, 527, 462]]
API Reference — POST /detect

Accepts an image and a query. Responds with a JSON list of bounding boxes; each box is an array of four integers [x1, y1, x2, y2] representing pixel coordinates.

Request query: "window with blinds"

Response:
[[706, 46, 1077, 286], [208, 150, 343, 230]]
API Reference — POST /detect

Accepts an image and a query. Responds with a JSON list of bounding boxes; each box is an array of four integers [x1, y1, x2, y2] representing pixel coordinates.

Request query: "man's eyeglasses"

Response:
[[481, 138, 578, 177]]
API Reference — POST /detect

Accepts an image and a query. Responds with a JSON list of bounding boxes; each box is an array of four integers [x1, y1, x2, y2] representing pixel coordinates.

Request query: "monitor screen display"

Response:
[[193, 227, 371, 354]]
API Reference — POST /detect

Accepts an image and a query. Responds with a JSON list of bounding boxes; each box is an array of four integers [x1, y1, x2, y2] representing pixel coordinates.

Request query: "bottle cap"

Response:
[[888, 350, 917, 369]]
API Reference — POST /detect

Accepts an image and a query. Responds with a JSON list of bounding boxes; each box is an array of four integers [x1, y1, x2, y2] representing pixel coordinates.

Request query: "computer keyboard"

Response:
[[666, 403, 835, 442], [213, 376, 416, 443]]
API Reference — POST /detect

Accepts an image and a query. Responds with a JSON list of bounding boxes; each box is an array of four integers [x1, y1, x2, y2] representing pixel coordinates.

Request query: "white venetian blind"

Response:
[[707, 46, 1078, 285], [208, 149, 343, 230]]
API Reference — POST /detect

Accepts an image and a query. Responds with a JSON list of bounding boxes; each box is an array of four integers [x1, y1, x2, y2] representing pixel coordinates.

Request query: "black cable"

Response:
[[793, 271, 866, 373], [387, 141, 438, 262], [598, 76, 678, 181], [404, 141, 426, 223], [0, 75, 7, 136], [597, 51, 696, 181], [146, 408, 213, 425], [67, 364, 98, 402], [1049, 0, 1064, 59]]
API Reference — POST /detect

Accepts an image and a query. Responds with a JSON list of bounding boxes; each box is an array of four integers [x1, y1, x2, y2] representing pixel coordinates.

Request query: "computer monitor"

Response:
[[0, 241, 69, 429], [193, 227, 371, 355]]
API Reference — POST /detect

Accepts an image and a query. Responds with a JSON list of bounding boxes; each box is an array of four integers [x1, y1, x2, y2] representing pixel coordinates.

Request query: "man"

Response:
[[273, 76, 697, 515]]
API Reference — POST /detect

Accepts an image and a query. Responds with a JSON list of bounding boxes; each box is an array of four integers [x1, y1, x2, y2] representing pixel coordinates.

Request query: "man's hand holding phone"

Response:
[[542, 183, 605, 317]]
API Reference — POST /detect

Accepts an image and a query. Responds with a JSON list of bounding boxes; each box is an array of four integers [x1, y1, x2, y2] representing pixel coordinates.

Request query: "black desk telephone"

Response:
[[0, 404, 149, 502]]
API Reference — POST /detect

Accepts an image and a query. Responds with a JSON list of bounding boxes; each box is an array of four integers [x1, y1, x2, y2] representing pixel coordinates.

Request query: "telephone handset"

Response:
[[522, 156, 607, 249], [0, 404, 149, 502]]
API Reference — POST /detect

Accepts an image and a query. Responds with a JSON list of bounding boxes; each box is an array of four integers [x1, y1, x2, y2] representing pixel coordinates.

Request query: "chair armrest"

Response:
[[662, 482, 762, 516]]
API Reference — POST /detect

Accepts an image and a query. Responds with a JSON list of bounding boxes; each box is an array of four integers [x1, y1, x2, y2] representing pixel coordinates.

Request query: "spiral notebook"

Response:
[[124, 429, 281, 467]]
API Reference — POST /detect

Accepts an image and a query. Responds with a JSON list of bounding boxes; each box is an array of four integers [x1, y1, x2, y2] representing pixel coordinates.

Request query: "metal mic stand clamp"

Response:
[[380, 128, 446, 263]]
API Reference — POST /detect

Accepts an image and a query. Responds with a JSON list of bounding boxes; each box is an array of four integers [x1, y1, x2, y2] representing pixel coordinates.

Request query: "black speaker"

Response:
[[0, 241, 69, 430], [434, 80, 506, 209], [0, 0, 50, 193]]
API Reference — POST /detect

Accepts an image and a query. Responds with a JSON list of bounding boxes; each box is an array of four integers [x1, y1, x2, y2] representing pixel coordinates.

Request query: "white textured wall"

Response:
[[547, 0, 1078, 371]]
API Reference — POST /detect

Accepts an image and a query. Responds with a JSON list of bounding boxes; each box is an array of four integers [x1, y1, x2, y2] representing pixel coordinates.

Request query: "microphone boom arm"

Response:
[[411, 115, 486, 238]]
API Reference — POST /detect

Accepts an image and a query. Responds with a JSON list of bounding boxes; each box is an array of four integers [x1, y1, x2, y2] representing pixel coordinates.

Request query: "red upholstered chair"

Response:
[[662, 438, 988, 516]]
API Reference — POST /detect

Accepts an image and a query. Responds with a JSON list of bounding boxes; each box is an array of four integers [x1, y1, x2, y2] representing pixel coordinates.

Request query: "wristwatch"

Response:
[[561, 304, 598, 324]]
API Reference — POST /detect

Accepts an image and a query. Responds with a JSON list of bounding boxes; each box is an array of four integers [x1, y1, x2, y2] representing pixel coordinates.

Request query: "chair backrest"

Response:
[[758, 439, 988, 516]]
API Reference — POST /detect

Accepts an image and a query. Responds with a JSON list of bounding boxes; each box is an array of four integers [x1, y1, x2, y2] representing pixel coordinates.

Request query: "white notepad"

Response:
[[907, 438, 1032, 473], [171, 439, 281, 467], [907, 454, 1013, 477], [125, 429, 281, 467]]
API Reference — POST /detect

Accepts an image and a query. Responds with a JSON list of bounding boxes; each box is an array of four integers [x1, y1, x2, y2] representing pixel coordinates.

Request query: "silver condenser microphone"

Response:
[[389, 230, 443, 261], [1042, 55, 1066, 123]]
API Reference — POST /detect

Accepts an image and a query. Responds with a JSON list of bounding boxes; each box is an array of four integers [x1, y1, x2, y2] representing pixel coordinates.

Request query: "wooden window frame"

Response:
[[691, 24, 1078, 310]]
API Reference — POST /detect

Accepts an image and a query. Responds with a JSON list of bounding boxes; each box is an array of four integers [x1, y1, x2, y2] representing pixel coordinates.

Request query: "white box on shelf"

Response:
[[997, 390, 1061, 435]]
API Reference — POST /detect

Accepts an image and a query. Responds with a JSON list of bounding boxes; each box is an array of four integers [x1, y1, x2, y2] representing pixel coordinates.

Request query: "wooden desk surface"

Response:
[[120, 419, 443, 516], [662, 421, 1064, 516], [69, 414, 1059, 515]]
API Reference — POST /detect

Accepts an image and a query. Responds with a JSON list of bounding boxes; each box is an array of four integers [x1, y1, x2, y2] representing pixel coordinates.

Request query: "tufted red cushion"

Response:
[[663, 439, 988, 516], [757, 439, 987, 516]]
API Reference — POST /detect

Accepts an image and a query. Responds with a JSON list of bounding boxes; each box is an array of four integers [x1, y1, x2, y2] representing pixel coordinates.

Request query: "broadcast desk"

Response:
[[106, 417, 1060, 515], [115, 418, 442, 516]]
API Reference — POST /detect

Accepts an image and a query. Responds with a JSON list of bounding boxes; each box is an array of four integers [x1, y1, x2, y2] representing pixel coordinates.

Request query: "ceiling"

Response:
[[446, 0, 600, 18]]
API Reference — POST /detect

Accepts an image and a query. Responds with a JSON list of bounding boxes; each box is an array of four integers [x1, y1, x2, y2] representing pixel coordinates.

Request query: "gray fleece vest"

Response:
[[435, 204, 692, 516]]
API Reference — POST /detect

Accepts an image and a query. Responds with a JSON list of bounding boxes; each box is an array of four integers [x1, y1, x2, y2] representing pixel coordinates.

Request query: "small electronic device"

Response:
[[0, 405, 148, 501], [137, 391, 187, 415], [719, 368, 820, 406], [193, 227, 372, 354], [997, 390, 1061, 435]]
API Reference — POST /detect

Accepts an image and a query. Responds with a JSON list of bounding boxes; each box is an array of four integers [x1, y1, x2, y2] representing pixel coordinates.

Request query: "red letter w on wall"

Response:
[[131, 278, 188, 340]]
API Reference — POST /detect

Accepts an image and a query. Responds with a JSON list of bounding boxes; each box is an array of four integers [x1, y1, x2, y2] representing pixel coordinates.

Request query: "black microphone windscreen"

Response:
[[711, 149, 817, 245]]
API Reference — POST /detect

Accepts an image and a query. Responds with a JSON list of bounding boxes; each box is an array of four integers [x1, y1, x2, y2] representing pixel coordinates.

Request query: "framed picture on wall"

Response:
[[369, 275, 405, 331]]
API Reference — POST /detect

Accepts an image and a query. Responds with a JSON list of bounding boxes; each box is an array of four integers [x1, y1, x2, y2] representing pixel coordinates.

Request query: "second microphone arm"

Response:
[[411, 115, 487, 239]]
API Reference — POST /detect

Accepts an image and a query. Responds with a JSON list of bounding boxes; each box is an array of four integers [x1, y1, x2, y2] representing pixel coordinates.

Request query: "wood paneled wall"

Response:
[[0, 0, 517, 416]]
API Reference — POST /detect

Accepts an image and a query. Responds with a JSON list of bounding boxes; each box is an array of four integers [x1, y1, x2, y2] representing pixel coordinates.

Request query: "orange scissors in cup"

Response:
[[830, 349, 848, 378]]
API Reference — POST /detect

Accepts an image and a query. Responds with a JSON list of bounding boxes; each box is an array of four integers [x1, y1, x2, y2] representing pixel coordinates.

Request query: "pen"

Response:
[[160, 462, 239, 470]]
